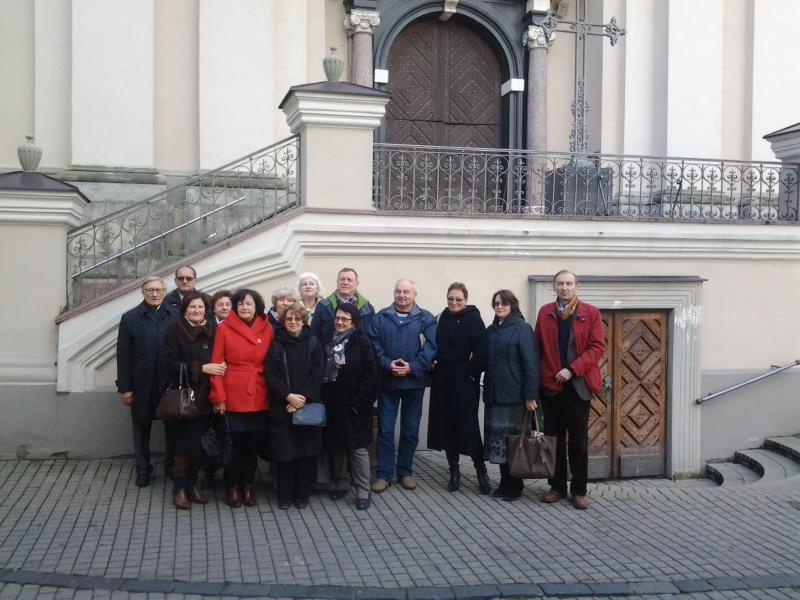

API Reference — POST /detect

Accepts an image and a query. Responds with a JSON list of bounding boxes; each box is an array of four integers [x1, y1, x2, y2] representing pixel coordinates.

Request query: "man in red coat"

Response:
[[535, 270, 605, 509]]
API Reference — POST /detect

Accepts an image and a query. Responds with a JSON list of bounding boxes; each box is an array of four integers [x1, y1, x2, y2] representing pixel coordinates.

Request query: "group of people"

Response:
[[116, 265, 605, 513]]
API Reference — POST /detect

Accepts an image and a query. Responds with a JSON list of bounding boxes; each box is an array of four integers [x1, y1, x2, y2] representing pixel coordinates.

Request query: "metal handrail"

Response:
[[65, 135, 300, 308], [695, 359, 800, 404]]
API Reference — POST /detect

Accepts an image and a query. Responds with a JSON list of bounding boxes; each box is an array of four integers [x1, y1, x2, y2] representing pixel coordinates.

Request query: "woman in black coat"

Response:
[[427, 282, 490, 495], [483, 289, 540, 501], [321, 302, 379, 510], [162, 292, 227, 510], [265, 302, 324, 509]]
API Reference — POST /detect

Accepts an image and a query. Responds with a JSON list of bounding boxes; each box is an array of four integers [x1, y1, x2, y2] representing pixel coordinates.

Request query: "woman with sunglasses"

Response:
[[427, 283, 490, 494], [483, 289, 540, 501]]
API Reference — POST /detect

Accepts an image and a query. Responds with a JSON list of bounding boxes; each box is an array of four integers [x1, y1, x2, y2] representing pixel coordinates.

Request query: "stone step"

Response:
[[705, 461, 761, 487], [734, 448, 800, 483], [765, 435, 800, 462]]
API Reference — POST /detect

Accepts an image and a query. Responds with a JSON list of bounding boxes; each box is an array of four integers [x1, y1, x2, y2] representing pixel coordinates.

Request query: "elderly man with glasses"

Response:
[[116, 276, 179, 487], [165, 265, 203, 310]]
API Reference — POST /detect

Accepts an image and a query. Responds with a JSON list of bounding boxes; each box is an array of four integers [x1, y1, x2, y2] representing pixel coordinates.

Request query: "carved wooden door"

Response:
[[588, 311, 668, 479], [385, 18, 503, 148]]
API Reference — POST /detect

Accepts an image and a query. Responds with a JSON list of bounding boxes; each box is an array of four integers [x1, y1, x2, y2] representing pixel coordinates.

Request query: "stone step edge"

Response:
[[765, 436, 800, 463], [1, 568, 800, 598], [704, 461, 757, 487]]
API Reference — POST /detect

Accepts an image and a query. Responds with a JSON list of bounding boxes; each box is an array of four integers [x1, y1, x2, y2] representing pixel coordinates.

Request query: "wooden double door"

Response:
[[385, 17, 503, 148], [588, 310, 669, 479]]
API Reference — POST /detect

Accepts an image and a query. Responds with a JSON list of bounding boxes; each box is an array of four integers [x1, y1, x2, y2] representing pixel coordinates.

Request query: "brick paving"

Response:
[[1, 451, 799, 599]]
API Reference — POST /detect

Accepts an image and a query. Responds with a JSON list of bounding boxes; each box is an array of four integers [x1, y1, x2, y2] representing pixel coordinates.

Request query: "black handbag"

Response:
[[155, 363, 199, 421], [507, 408, 556, 479], [281, 348, 326, 428], [201, 413, 234, 467]]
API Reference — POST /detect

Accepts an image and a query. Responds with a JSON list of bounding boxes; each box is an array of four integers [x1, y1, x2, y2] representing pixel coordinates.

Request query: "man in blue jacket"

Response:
[[368, 279, 437, 493]]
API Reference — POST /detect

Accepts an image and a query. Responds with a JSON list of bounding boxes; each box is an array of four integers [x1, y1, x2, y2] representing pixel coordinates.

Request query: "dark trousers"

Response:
[[132, 421, 153, 476], [276, 456, 316, 504], [541, 389, 591, 496], [223, 431, 259, 487], [499, 463, 523, 496], [164, 425, 176, 476]]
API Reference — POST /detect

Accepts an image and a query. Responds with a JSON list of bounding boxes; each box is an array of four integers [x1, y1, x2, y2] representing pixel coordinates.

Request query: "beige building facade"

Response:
[[1, 0, 799, 477]]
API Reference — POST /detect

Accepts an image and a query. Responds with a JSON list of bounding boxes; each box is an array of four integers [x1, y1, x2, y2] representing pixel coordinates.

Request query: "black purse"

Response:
[[201, 413, 234, 467], [155, 363, 199, 421]]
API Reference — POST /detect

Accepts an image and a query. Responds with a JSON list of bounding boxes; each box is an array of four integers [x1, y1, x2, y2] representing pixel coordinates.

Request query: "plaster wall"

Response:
[[666, 0, 723, 159], [0, 1, 34, 168], [198, 0, 274, 168], [34, 0, 72, 169], [600, 0, 625, 155], [751, 0, 800, 161], [154, 0, 199, 172], [721, 0, 753, 161], [71, 0, 154, 167]]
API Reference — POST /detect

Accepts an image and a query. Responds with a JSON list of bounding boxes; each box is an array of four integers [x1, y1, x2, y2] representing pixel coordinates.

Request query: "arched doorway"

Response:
[[385, 17, 503, 148]]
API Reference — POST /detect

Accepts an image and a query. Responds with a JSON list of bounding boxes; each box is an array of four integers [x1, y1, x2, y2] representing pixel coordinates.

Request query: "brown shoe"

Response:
[[242, 485, 256, 507], [571, 495, 590, 510], [399, 476, 417, 491], [187, 486, 207, 504], [541, 489, 563, 504], [226, 486, 242, 508], [173, 489, 191, 510], [371, 479, 389, 494]]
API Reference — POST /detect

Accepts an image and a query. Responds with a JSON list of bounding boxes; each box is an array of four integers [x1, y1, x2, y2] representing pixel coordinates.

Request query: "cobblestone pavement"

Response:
[[1, 451, 799, 599]]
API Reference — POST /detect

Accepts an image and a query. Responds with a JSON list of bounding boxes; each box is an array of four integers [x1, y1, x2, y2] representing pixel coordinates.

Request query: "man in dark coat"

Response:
[[535, 270, 605, 510], [368, 279, 437, 493], [116, 276, 179, 487]]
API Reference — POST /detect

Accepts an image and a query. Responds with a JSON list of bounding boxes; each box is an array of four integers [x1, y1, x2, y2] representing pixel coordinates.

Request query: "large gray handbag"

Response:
[[507, 408, 556, 479]]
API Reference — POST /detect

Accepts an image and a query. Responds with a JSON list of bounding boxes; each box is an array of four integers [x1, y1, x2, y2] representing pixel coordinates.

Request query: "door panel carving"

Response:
[[589, 311, 668, 479]]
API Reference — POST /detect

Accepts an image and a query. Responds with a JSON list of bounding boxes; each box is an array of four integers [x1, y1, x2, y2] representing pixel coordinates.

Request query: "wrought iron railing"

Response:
[[66, 136, 300, 308], [373, 144, 800, 223]]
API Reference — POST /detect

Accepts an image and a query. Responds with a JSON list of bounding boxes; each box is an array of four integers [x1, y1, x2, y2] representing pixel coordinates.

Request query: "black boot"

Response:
[[475, 461, 491, 495], [447, 464, 460, 493]]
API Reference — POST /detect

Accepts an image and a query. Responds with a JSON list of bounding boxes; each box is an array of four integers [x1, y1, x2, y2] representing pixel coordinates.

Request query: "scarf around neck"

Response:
[[556, 296, 579, 320], [323, 328, 355, 383]]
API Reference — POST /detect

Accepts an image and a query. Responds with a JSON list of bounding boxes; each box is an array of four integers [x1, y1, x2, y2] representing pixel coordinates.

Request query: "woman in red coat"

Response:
[[209, 288, 273, 508]]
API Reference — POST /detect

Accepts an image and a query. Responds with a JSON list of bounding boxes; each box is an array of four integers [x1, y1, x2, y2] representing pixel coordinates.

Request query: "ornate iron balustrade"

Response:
[[66, 136, 300, 308], [373, 144, 800, 223]]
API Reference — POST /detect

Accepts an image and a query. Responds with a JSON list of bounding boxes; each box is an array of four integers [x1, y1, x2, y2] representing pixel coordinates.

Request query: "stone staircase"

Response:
[[706, 435, 800, 487]]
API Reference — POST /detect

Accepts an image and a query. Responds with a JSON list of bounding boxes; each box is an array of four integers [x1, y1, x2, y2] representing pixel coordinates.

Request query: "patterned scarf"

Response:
[[556, 296, 579, 320], [323, 328, 355, 383]]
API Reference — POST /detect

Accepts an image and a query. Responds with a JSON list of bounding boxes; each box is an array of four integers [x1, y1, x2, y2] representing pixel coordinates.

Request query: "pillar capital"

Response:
[[344, 9, 380, 37], [523, 25, 552, 50]]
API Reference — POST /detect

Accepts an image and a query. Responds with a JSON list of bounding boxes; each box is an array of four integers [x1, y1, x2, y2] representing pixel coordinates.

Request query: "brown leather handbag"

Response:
[[155, 363, 199, 421], [507, 408, 556, 479]]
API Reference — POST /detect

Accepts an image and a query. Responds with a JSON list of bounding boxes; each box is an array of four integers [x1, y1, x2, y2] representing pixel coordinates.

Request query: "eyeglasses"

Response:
[[175, 276, 195, 282], [284, 316, 304, 323], [447, 296, 465, 302], [493, 301, 510, 307], [334, 316, 353, 322], [143, 288, 165, 294]]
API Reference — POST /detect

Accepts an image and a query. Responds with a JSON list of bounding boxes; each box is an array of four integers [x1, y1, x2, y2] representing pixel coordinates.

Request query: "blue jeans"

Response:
[[376, 388, 425, 481]]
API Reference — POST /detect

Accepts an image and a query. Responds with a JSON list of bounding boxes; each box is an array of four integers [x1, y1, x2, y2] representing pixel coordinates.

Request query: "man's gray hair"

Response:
[[141, 276, 165, 289], [395, 278, 417, 292], [552, 270, 579, 285]]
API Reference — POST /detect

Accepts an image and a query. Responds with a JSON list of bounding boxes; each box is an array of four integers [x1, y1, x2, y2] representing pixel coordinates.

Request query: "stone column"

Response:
[[344, 9, 380, 87], [280, 82, 390, 211], [524, 25, 551, 153], [524, 25, 551, 211]]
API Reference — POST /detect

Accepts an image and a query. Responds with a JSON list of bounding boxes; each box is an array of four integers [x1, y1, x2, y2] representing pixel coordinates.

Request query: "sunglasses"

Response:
[[447, 296, 465, 302]]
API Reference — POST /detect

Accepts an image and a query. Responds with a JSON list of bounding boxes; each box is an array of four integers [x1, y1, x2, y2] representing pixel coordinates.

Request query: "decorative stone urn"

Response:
[[17, 135, 42, 172], [323, 47, 344, 82]]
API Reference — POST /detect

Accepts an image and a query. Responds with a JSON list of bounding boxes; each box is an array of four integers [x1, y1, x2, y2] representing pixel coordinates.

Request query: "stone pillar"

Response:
[[344, 9, 380, 87], [279, 82, 390, 211], [0, 174, 88, 389], [524, 25, 551, 211], [524, 25, 551, 154]]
